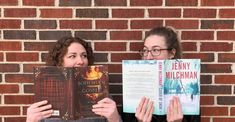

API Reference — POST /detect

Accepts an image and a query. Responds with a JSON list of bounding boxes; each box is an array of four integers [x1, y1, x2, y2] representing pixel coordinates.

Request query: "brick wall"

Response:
[[0, 0, 235, 122]]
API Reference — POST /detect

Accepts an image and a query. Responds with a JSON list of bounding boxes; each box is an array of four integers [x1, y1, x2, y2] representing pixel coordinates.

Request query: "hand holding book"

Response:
[[26, 100, 53, 122], [92, 97, 121, 122], [166, 96, 183, 122]]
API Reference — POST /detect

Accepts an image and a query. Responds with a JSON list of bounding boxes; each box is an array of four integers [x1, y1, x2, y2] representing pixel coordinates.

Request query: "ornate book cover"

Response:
[[122, 59, 200, 115], [34, 65, 109, 120]]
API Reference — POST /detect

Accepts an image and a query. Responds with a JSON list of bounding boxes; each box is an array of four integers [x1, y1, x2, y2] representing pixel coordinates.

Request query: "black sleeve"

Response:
[[121, 113, 167, 122]]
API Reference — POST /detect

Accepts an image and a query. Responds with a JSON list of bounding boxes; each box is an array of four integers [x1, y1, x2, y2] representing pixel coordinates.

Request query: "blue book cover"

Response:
[[122, 59, 200, 115]]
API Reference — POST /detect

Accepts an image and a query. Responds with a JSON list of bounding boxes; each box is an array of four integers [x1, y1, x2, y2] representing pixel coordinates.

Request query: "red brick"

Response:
[[95, 0, 126, 6], [166, 20, 199, 29], [6, 53, 39, 62], [0, 53, 3, 61], [201, 20, 234, 29], [201, 75, 212, 84], [5, 74, 33, 83], [108, 64, 121, 73], [4, 8, 36, 17], [23, 0, 54, 6], [76, 9, 108, 18], [24, 42, 54, 51], [149, 9, 181, 18], [130, 0, 162, 6], [215, 75, 235, 84], [0, 64, 20, 72], [214, 118, 235, 122], [0, 41, 21, 51], [112, 9, 144, 18], [201, 107, 228, 116], [0, 84, 19, 93], [40, 9, 72, 18], [201, 64, 232, 73], [110, 31, 142, 40], [23, 64, 45, 73], [39, 31, 72, 40], [60, 20, 92, 29], [59, 0, 91, 6], [184, 9, 216, 18], [218, 53, 235, 62], [201, 85, 231, 94], [0, 0, 18, 5], [201, 96, 214, 105], [181, 42, 197, 51], [111, 53, 140, 62], [0, 106, 20, 115], [130, 42, 144, 51], [217, 96, 235, 105], [201, 117, 210, 122], [23, 106, 29, 115], [0, 19, 20, 29], [201, 0, 234, 6], [201, 42, 233, 52], [95, 42, 126, 51], [219, 9, 235, 18], [231, 107, 235, 116], [218, 31, 235, 40], [75, 31, 106, 40], [4, 30, 36, 39], [5, 117, 26, 122], [5, 95, 34, 104], [24, 20, 57, 29], [182, 31, 214, 40], [166, 0, 197, 6], [131, 20, 163, 29], [183, 53, 214, 62], [96, 20, 128, 29]]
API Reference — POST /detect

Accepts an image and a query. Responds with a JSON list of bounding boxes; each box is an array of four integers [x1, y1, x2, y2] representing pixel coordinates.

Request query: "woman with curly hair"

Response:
[[26, 36, 121, 122]]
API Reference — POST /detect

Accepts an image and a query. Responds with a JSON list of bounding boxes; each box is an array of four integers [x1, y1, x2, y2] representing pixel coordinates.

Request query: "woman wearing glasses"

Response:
[[122, 26, 200, 122]]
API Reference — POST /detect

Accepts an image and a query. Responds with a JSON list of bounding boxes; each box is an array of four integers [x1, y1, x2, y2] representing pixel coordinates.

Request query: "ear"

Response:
[[170, 48, 176, 59]]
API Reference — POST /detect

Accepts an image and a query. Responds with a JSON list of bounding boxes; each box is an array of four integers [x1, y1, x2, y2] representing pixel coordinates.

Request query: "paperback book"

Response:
[[34, 65, 109, 120], [122, 59, 200, 115]]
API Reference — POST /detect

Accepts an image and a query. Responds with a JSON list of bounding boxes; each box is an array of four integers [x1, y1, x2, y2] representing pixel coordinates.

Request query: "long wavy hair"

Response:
[[144, 26, 182, 59], [46, 36, 94, 66]]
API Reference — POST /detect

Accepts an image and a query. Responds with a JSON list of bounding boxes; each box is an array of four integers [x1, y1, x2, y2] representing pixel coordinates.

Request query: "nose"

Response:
[[75, 57, 84, 67], [145, 51, 154, 60]]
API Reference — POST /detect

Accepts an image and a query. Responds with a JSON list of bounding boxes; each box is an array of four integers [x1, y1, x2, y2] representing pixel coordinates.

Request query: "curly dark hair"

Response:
[[144, 26, 182, 59], [46, 36, 94, 66]]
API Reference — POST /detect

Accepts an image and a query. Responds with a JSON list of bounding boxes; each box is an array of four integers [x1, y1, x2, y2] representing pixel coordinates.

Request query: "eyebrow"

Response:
[[143, 45, 161, 48]]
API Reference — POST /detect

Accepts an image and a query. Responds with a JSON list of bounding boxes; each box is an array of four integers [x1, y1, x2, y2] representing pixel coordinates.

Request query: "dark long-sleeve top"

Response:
[[121, 113, 200, 122]]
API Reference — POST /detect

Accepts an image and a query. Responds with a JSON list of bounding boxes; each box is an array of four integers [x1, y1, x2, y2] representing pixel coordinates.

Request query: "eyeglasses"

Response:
[[139, 47, 172, 57]]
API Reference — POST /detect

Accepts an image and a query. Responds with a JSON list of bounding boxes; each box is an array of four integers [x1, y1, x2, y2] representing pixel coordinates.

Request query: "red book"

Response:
[[34, 65, 109, 120]]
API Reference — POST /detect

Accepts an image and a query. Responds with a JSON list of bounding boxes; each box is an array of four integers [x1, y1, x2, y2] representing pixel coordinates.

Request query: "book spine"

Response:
[[67, 68, 75, 119], [158, 61, 164, 114]]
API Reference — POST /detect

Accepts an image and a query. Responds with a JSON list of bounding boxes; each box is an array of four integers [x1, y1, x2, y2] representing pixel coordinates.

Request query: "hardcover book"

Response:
[[122, 59, 200, 115], [34, 65, 109, 120]]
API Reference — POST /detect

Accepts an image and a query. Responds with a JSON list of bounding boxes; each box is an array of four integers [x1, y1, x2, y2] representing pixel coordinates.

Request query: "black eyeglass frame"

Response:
[[139, 48, 172, 57]]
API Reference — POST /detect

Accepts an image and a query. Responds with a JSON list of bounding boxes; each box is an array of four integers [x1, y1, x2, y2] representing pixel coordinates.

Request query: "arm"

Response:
[[92, 97, 121, 122], [26, 100, 53, 122], [166, 96, 183, 122], [135, 97, 154, 122]]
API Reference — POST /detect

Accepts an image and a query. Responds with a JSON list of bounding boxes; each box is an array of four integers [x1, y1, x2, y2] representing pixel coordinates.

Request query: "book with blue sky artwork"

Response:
[[122, 59, 200, 115]]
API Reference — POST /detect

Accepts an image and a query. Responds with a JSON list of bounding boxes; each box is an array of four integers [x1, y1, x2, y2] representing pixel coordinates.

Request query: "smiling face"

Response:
[[62, 42, 89, 67], [143, 35, 175, 60]]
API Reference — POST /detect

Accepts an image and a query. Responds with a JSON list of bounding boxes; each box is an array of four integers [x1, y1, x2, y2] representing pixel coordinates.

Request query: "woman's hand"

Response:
[[166, 96, 183, 122], [26, 100, 53, 122], [135, 97, 154, 122], [92, 97, 120, 122]]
